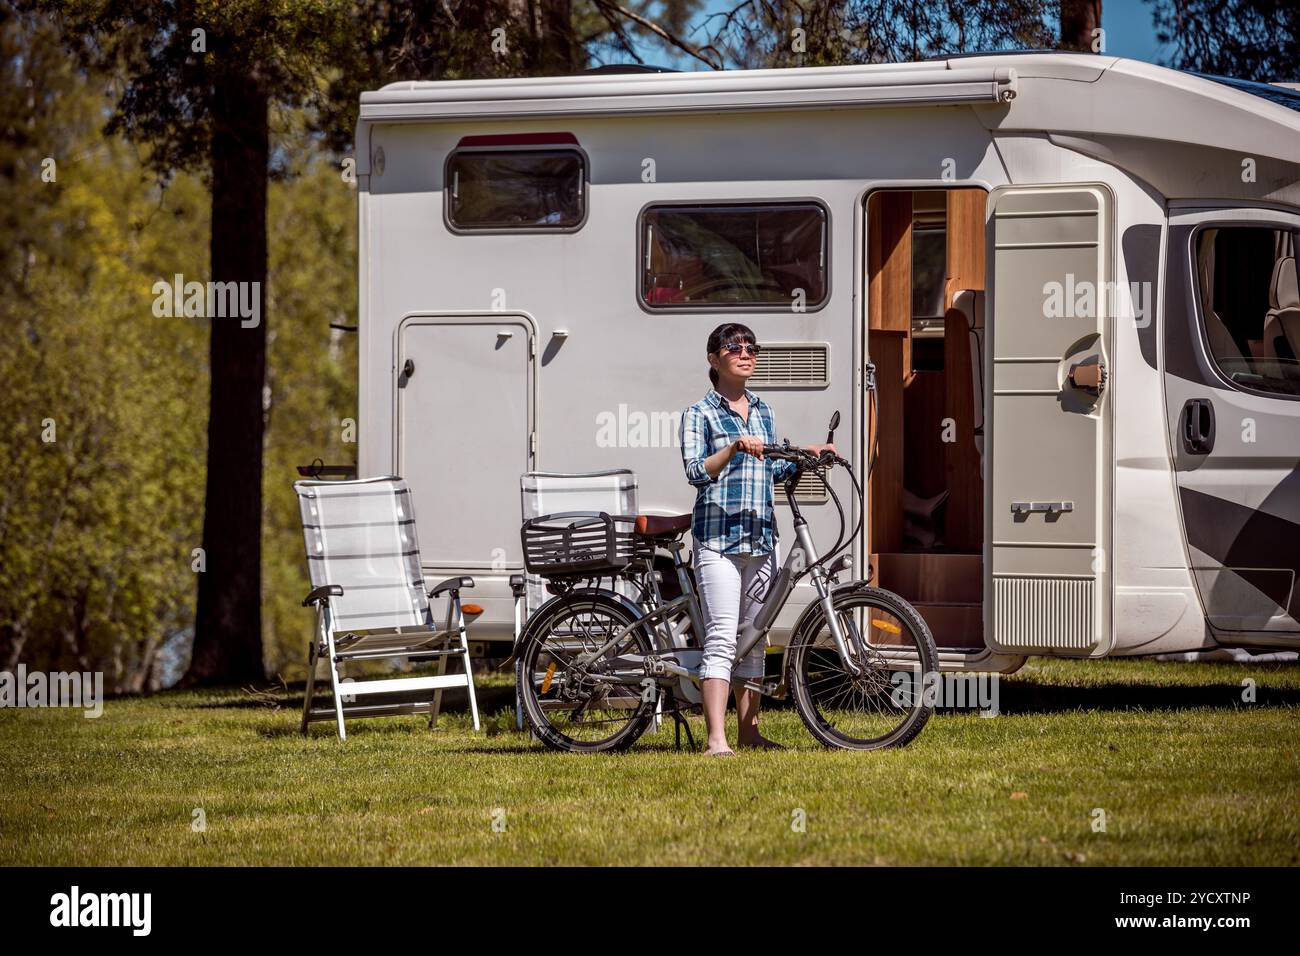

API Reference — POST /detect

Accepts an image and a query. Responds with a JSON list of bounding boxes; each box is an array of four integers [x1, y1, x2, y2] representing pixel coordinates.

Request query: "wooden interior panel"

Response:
[[868, 191, 914, 375], [872, 552, 984, 648], [903, 370, 947, 502], [942, 188, 986, 551]]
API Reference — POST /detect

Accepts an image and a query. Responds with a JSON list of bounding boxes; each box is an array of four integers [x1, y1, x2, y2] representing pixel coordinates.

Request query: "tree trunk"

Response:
[[183, 67, 269, 686], [1060, 0, 1102, 52], [536, 0, 578, 74]]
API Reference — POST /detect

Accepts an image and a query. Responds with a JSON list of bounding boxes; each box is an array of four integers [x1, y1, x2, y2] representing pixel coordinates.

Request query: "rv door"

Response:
[[1163, 207, 1300, 638], [396, 313, 537, 573], [985, 186, 1113, 656]]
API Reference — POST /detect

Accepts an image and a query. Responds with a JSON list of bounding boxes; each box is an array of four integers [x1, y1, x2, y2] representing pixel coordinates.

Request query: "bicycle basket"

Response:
[[520, 511, 648, 579]]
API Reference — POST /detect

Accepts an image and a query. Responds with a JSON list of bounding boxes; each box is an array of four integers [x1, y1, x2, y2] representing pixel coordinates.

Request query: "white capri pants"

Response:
[[692, 540, 780, 683]]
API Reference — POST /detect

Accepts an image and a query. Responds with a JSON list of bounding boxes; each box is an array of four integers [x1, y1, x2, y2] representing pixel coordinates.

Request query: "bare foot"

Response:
[[736, 734, 785, 750], [704, 741, 736, 756]]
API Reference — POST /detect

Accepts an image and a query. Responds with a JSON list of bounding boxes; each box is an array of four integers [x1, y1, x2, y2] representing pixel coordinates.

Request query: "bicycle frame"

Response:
[[568, 460, 867, 685]]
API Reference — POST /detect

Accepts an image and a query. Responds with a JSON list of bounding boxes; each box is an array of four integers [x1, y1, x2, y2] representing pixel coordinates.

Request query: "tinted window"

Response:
[[1195, 225, 1300, 397], [641, 202, 827, 308], [447, 149, 584, 230]]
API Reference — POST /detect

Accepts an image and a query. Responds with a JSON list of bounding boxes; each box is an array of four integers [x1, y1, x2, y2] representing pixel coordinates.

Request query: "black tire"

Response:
[[518, 589, 657, 753], [786, 585, 938, 750]]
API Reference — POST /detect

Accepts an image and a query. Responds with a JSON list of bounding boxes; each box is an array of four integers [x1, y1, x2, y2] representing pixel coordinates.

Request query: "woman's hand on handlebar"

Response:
[[733, 436, 766, 459], [806, 442, 837, 464]]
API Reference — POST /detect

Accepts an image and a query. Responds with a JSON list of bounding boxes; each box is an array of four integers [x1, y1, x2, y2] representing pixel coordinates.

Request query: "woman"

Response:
[[681, 322, 835, 757]]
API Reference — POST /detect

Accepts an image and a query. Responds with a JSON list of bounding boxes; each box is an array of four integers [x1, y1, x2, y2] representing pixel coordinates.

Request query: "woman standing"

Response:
[[681, 322, 835, 756]]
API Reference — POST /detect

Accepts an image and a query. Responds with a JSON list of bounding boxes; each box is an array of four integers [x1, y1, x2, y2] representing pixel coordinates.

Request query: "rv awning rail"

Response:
[[358, 65, 1019, 122]]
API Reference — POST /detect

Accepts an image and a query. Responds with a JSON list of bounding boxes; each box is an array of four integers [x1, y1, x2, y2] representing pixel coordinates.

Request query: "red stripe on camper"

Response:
[[456, 132, 579, 147]]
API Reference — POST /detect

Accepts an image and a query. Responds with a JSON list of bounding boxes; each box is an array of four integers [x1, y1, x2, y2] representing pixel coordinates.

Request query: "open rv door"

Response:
[[985, 185, 1113, 656]]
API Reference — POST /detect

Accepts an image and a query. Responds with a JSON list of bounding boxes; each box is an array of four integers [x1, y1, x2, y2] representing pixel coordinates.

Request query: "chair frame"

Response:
[[301, 576, 480, 739], [296, 474, 482, 740]]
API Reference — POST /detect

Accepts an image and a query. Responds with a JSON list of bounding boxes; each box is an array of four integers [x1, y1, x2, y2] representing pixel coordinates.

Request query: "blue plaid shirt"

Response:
[[681, 387, 797, 555]]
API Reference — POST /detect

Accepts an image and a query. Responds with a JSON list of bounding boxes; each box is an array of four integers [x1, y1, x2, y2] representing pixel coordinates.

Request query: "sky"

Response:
[[625, 0, 1173, 71]]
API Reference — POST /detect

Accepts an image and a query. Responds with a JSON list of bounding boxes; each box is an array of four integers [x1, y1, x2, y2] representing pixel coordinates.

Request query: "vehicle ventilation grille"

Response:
[[992, 575, 1095, 650], [751, 343, 829, 388], [792, 470, 828, 504]]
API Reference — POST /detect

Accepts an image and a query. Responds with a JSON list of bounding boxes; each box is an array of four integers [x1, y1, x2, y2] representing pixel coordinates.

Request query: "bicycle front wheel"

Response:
[[786, 586, 938, 750], [518, 589, 657, 753]]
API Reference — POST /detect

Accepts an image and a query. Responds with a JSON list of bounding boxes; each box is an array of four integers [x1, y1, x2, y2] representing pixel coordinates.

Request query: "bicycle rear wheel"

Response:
[[518, 590, 657, 753], [786, 586, 937, 750]]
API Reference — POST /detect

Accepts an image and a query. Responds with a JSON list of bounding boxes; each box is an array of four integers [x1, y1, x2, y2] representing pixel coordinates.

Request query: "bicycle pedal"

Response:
[[741, 679, 787, 699]]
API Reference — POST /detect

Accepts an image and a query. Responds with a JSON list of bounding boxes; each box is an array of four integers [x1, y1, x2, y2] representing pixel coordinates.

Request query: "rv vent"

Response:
[[750, 343, 830, 388], [992, 575, 1095, 650], [792, 470, 828, 504]]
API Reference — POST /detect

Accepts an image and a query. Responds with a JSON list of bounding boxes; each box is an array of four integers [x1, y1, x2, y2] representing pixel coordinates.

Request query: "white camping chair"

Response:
[[514, 470, 641, 730], [295, 476, 480, 739]]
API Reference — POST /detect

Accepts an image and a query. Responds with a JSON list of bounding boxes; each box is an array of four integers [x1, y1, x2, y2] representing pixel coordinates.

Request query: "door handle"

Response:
[[397, 358, 415, 389], [1011, 500, 1074, 515], [1067, 360, 1106, 394], [1181, 398, 1215, 454]]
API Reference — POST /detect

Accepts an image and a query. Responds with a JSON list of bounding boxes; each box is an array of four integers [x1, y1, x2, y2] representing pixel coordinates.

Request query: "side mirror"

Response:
[[826, 410, 840, 444]]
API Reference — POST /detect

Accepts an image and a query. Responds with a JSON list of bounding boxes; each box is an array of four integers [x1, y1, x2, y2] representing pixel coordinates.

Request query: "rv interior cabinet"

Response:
[[867, 188, 987, 650]]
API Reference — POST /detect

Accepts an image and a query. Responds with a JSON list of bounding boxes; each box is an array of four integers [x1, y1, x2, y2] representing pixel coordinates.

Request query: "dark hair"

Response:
[[706, 322, 756, 386]]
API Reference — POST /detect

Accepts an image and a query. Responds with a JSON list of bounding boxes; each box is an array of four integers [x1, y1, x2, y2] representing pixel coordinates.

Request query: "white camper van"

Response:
[[351, 52, 1300, 675]]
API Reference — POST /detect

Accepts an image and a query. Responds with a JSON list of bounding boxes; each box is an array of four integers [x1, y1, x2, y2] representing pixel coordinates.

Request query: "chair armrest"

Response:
[[428, 575, 475, 598], [303, 584, 344, 607]]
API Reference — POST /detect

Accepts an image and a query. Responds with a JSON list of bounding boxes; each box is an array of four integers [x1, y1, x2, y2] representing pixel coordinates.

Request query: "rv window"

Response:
[[1194, 225, 1300, 398], [446, 149, 584, 231], [640, 202, 828, 309]]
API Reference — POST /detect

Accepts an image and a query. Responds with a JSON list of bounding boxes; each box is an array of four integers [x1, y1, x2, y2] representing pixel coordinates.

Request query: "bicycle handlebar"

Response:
[[760, 443, 846, 469]]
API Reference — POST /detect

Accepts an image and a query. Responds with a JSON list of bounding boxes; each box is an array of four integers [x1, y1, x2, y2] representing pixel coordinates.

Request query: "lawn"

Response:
[[1, 657, 1297, 866]]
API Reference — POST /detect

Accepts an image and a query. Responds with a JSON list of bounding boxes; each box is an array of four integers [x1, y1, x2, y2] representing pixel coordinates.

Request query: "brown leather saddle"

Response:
[[633, 513, 691, 540]]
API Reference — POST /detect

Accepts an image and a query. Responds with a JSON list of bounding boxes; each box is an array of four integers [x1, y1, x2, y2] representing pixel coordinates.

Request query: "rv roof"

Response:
[[360, 52, 1299, 132], [357, 52, 1300, 203]]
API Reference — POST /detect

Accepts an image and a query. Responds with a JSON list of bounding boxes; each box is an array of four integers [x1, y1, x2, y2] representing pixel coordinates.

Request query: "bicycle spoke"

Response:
[[522, 598, 654, 749], [791, 593, 935, 749]]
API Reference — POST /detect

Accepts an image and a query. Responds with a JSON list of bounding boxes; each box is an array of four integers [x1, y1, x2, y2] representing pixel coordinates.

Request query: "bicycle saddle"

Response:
[[634, 514, 691, 538]]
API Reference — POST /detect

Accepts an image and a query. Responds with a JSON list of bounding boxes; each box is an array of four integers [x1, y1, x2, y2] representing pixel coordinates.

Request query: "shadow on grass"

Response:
[[992, 674, 1300, 714], [161, 662, 1300, 740]]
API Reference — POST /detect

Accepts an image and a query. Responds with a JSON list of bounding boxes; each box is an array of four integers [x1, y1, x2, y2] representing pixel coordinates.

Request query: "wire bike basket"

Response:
[[520, 511, 651, 579]]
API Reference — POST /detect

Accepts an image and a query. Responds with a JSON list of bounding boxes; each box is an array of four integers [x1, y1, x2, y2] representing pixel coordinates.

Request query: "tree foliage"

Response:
[[0, 2, 209, 690], [1147, 0, 1298, 82], [702, 0, 1060, 69]]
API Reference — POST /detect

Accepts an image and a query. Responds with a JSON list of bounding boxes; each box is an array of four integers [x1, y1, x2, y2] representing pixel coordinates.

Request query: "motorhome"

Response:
[[350, 52, 1300, 674]]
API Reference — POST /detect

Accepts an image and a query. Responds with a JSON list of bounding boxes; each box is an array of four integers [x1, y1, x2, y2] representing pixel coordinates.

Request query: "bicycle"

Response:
[[513, 410, 939, 753]]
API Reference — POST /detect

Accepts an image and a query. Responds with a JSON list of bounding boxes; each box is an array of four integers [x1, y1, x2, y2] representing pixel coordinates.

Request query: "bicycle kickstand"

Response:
[[666, 693, 698, 752]]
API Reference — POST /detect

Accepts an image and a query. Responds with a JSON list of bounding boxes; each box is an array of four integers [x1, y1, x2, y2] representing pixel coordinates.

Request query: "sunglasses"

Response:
[[718, 342, 762, 357]]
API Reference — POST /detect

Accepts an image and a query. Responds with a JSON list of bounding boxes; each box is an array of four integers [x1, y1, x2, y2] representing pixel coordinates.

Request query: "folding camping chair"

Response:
[[295, 476, 480, 739]]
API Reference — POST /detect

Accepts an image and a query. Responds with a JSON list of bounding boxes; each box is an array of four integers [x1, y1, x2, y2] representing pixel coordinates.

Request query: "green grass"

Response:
[[1, 658, 1297, 865]]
